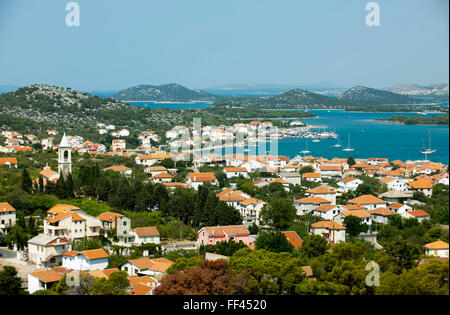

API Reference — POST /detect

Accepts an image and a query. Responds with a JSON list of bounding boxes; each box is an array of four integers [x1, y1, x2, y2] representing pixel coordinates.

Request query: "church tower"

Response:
[[58, 133, 72, 178]]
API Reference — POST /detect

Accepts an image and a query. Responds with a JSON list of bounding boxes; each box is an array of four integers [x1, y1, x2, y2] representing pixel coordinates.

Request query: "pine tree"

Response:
[[21, 168, 32, 194]]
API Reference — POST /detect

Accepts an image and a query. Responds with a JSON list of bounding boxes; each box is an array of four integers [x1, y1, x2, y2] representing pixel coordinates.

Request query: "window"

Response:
[[123, 221, 127, 226], [123, 230, 127, 235]]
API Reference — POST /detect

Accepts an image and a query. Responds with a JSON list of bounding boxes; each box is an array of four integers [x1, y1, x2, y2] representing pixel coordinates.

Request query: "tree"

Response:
[[300, 234, 329, 258], [0, 266, 24, 295], [161, 158, 175, 169], [248, 223, 259, 235], [299, 166, 314, 175], [347, 156, 356, 166], [255, 231, 294, 253], [384, 238, 420, 274], [91, 271, 129, 295], [21, 168, 32, 194], [259, 198, 296, 230], [343, 215, 368, 237], [77, 273, 96, 295]]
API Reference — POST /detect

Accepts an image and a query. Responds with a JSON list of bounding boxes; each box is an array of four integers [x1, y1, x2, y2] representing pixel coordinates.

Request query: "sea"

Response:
[[95, 94, 449, 164]]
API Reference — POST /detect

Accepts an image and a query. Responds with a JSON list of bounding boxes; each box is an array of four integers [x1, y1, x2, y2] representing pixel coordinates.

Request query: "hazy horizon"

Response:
[[0, 0, 448, 91]]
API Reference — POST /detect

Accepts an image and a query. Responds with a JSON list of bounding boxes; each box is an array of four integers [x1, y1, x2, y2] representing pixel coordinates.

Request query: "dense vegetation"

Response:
[[375, 114, 449, 125]]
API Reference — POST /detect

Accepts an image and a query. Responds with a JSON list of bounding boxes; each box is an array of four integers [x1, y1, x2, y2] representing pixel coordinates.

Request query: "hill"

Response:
[[382, 83, 449, 96], [337, 86, 423, 105], [113, 83, 215, 102]]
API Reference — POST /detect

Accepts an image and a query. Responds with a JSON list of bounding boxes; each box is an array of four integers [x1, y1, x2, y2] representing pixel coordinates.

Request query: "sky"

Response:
[[0, 0, 448, 91]]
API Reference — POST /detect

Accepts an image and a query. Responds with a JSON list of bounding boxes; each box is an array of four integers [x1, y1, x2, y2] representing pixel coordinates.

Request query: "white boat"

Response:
[[312, 139, 320, 143], [420, 131, 436, 158], [342, 133, 354, 152], [300, 140, 311, 154]]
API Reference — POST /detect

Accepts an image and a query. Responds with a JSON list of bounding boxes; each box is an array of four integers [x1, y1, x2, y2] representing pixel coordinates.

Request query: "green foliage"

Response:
[[343, 215, 369, 237], [166, 256, 204, 275], [300, 234, 329, 258], [0, 266, 25, 295], [258, 198, 296, 230], [91, 271, 130, 295], [199, 240, 248, 257], [255, 231, 294, 253]]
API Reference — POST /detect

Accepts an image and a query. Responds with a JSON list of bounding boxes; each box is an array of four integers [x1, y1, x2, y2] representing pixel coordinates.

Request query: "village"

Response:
[[0, 119, 449, 295]]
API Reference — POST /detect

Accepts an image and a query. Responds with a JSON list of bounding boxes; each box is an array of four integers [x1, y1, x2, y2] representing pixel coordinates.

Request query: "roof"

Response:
[[342, 210, 372, 218], [349, 194, 386, 205], [303, 172, 321, 178], [39, 168, 58, 179], [154, 172, 174, 179], [341, 204, 367, 211], [369, 207, 395, 216], [319, 165, 342, 171], [240, 198, 263, 206], [48, 204, 80, 214], [147, 166, 167, 171], [0, 157, 18, 164], [313, 204, 338, 212], [407, 210, 430, 218], [311, 221, 346, 230], [103, 165, 131, 173], [306, 186, 336, 194], [0, 202, 15, 213], [282, 231, 303, 249], [97, 211, 124, 222], [424, 240, 449, 250], [189, 172, 216, 182], [295, 197, 331, 204], [27, 235, 69, 246], [224, 167, 248, 172], [202, 225, 250, 237], [62, 248, 109, 260], [133, 226, 160, 237], [86, 268, 119, 279], [408, 180, 433, 189], [388, 203, 405, 209], [269, 178, 289, 184], [29, 270, 63, 283], [128, 276, 158, 295], [127, 257, 174, 273], [46, 212, 85, 224], [301, 266, 314, 277], [340, 177, 359, 183]]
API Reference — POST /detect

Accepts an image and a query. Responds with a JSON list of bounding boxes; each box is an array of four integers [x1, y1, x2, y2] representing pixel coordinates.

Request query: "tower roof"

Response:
[[59, 133, 70, 148]]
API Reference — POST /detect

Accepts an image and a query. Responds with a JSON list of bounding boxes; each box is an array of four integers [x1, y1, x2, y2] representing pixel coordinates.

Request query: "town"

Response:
[[0, 120, 448, 295]]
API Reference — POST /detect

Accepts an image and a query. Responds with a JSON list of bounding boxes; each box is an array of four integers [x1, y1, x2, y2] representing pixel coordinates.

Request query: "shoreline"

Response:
[[122, 100, 212, 104]]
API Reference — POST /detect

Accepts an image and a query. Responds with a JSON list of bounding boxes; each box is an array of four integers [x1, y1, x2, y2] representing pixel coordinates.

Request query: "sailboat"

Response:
[[300, 139, 311, 154], [420, 131, 436, 158], [333, 132, 342, 148], [312, 138, 320, 143], [342, 133, 354, 152]]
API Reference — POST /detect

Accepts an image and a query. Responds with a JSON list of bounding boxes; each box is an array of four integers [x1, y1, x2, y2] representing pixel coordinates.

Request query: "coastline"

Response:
[[122, 100, 212, 104]]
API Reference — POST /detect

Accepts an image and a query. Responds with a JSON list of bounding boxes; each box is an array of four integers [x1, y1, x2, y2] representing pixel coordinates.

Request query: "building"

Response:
[[187, 172, 218, 190], [0, 157, 18, 168], [337, 177, 362, 192], [295, 197, 331, 216], [27, 235, 72, 268], [279, 172, 302, 186], [303, 172, 322, 183], [112, 139, 126, 151], [387, 202, 412, 214], [306, 186, 337, 204], [282, 231, 303, 249], [131, 227, 160, 245], [0, 202, 16, 234], [369, 207, 396, 224], [224, 167, 249, 179], [197, 225, 251, 247], [424, 240, 449, 258], [28, 268, 70, 294], [96, 212, 131, 243], [121, 257, 174, 279], [338, 210, 373, 228], [401, 210, 431, 222], [58, 133, 72, 178], [152, 172, 174, 183], [407, 180, 433, 197], [311, 204, 341, 221], [239, 198, 265, 227], [62, 248, 109, 271], [310, 221, 346, 244], [103, 165, 132, 175], [348, 194, 387, 210]]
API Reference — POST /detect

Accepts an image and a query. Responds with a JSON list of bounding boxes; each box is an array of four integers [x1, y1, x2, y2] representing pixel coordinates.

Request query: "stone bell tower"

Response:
[[58, 133, 72, 178]]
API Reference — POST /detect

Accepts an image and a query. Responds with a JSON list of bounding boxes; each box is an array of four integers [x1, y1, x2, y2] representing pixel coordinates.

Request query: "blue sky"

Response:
[[0, 0, 448, 91]]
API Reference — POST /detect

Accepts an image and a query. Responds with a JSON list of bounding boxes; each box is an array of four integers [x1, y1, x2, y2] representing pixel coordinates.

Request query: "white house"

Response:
[[239, 198, 266, 227], [28, 269, 69, 294], [369, 207, 396, 224], [401, 210, 431, 222], [0, 202, 16, 234], [121, 257, 174, 279], [62, 248, 109, 271], [337, 177, 362, 192], [311, 204, 341, 221], [310, 221, 346, 244], [224, 167, 249, 179], [387, 202, 412, 214], [131, 227, 160, 245], [303, 172, 322, 183], [187, 172, 217, 190], [295, 197, 331, 216], [348, 194, 387, 210], [305, 186, 337, 204], [27, 235, 72, 268], [424, 240, 449, 258], [379, 177, 408, 191], [407, 180, 433, 198]]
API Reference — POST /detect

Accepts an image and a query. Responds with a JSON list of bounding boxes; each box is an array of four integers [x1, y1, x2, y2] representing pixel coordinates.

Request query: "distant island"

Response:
[[375, 114, 449, 125], [112, 83, 215, 102]]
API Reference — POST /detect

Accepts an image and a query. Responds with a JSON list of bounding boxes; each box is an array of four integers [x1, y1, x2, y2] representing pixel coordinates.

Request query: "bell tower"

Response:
[[58, 133, 72, 178]]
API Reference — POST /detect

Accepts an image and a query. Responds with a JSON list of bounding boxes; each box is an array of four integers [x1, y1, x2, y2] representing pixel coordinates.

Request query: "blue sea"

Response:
[[119, 100, 449, 164]]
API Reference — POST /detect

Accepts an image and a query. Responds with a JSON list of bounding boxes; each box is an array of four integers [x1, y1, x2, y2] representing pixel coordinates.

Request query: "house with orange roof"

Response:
[[424, 240, 449, 258], [295, 196, 331, 216], [197, 225, 251, 247], [407, 179, 433, 197], [311, 204, 341, 220], [187, 172, 217, 190], [282, 231, 303, 249], [96, 212, 131, 244], [337, 210, 373, 228], [128, 276, 159, 295], [62, 248, 109, 271], [310, 221, 346, 244], [337, 177, 363, 192], [369, 207, 396, 224], [135, 152, 171, 166], [111, 139, 126, 151], [152, 172, 174, 183], [121, 257, 174, 279], [28, 267, 70, 294], [318, 165, 343, 178], [0, 157, 18, 168], [27, 234, 72, 268], [387, 202, 412, 214], [144, 165, 168, 176], [279, 172, 302, 186], [348, 194, 387, 210], [224, 167, 249, 179], [0, 202, 16, 234], [303, 172, 322, 183], [131, 226, 160, 245], [306, 186, 337, 204], [103, 165, 132, 175], [379, 177, 408, 191], [239, 198, 266, 227], [401, 210, 431, 222], [39, 166, 60, 183]]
